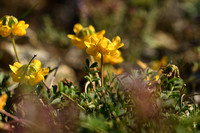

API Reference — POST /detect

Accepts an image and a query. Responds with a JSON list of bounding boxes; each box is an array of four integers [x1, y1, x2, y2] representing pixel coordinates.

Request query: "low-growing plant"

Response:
[[0, 14, 200, 133]]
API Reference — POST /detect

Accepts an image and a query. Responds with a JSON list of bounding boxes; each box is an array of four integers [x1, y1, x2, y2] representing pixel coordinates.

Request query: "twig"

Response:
[[1, 110, 30, 127], [61, 92, 85, 111], [42, 80, 50, 90], [49, 59, 61, 88]]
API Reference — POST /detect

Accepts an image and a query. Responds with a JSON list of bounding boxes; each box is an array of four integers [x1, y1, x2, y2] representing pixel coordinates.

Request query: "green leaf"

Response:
[[90, 62, 98, 68], [86, 58, 90, 67], [59, 81, 64, 92], [97, 87, 104, 92], [71, 90, 76, 98], [91, 70, 99, 74], [53, 85, 57, 94], [19, 2, 39, 20], [85, 75, 92, 82], [92, 78, 101, 82], [65, 88, 71, 95], [51, 97, 61, 105], [107, 71, 111, 82], [85, 66, 90, 73]]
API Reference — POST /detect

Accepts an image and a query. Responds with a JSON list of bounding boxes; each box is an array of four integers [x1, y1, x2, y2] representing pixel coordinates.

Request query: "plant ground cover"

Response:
[[0, 0, 200, 133]]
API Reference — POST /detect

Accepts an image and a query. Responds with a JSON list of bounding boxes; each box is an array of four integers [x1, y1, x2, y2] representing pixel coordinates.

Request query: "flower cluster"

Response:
[[68, 24, 124, 64], [9, 60, 49, 86], [0, 15, 29, 37]]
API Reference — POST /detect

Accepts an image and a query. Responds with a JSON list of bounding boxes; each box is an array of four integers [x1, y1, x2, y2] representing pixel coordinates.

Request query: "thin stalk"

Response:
[[11, 34, 20, 63], [101, 53, 104, 87], [49, 59, 61, 88], [61, 92, 85, 111], [90, 56, 101, 86], [42, 80, 50, 91]]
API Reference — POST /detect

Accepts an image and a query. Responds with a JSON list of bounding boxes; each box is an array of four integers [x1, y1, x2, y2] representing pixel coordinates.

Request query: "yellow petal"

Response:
[[97, 37, 109, 54], [110, 50, 121, 57], [31, 60, 41, 70], [96, 30, 106, 38], [161, 56, 168, 66], [73, 23, 83, 35], [12, 21, 29, 36], [86, 46, 98, 56], [9, 65, 18, 74], [112, 36, 124, 49], [13, 62, 22, 68], [0, 93, 7, 111], [67, 34, 75, 39], [88, 25, 95, 33], [109, 55, 124, 65], [0, 25, 11, 37], [137, 60, 148, 69], [11, 72, 23, 82], [29, 75, 44, 86], [71, 38, 86, 49], [112, 36, 121, 43], [38, 68, 49, 76], [9, 62, 22, 74]]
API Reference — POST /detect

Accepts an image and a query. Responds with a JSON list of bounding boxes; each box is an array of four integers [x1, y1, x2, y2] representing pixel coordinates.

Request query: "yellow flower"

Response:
[[67, 23, 105, 49], [149, 56, 168, 70], [108, 36, 124, 55], [0, 25, 11, 37], [94, 50, 124, 65], [85, 37, 109, 56], [0, 15, 29, 37], [108, 55, 124, 65], [104, 65, 124, 77], [86, 36, 124, 57], [136, 60, 148, 70], [136, 60, 160, 85], [0, 94, 7, 111], [9, 60, 49, 86], [12, 21, 29, 36]]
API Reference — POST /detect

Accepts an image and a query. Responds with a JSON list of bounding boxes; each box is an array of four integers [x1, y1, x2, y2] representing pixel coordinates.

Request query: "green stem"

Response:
[[101, 53, 104, 87], [61, 92, 85, 111], [90, 56, 101, 86], [11, 34, 20, 63]]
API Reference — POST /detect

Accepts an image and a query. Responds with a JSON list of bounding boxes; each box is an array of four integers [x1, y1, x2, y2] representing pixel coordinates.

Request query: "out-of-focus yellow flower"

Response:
[[0, 15, 29, 37], [150, 56, 168, 70], [9, 60, 49, 86], [0, 94, 7, 111], [136, 60, 148, 69], [86, 36, 124, 57], [137, 59, 161, 85], [108, 55, 124, 65], [104, 65, 124, 77], [67, 23, 105, 49]]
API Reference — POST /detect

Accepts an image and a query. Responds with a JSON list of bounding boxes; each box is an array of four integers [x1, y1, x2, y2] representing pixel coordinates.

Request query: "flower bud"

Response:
[[78, 26, 95, 38], [1, 15, 18, 27]]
